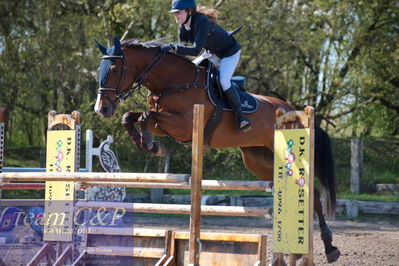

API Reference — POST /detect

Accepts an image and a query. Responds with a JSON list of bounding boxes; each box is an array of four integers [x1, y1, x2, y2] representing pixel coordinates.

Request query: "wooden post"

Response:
[[351, 139, 363, 194], [85, 129, 94, 172], [0, 107, 5, 174], [303, 106, 314, 266], [0, 107, 5, 123], [189, 104, 204, 266], [257, 235, 267, 266], [0, 107, 5, 200]]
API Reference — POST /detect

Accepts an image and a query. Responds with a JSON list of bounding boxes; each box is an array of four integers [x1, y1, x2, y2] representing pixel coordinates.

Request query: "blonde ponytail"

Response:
[[196, 6, 219, 23]]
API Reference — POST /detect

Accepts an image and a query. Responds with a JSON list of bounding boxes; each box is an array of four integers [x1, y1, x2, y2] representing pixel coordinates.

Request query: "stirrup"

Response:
[[238, 119, 251, 132]]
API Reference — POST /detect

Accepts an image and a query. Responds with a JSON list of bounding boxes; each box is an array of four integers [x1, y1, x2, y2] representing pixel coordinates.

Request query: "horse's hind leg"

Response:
[[315, 188, 340, 263], [240, 146, 274, 181], [314, 125, 340, 262]]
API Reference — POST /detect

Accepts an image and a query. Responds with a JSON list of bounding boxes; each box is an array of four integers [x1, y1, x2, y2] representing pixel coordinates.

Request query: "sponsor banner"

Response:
[[273, 128, 311, 254], [44, 130, 76, 241]]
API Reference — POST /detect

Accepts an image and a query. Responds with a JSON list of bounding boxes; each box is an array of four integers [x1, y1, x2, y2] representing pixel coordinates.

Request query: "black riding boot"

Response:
[[224, 86, 251, 132]]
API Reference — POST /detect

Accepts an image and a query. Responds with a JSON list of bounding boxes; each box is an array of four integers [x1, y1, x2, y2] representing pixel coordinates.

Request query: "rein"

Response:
[[149, 67, 205, 111]]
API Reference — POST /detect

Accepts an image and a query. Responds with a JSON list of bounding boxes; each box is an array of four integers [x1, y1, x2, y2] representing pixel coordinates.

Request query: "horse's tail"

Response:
[[314, 125, 337, 219]]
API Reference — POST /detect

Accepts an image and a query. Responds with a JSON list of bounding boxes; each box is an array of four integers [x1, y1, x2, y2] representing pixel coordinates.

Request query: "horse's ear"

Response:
[[113, 36, 122, 54], [95, 40, 107, 55]]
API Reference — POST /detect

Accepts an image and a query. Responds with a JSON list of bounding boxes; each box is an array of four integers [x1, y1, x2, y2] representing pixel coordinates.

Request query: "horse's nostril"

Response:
[[101, 106, 108, 114]]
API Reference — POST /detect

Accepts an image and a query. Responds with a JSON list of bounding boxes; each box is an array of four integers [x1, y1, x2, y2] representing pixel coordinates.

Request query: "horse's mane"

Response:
[[121, 38, 195, 66], [122, 38, 164, 49]]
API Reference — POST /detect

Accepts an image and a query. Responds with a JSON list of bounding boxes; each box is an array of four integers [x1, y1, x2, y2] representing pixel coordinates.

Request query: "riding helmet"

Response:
[[169, 0, 197, 13]]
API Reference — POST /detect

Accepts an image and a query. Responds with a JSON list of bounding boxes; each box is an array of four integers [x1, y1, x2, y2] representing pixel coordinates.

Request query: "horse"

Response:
[[94, 37, 340, 263]]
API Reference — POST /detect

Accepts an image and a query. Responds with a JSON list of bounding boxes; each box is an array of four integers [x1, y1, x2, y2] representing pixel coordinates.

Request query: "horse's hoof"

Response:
[[291, 254, 302, 261], [140, 130, 153, 151], [153, 142, 166, 157], [269, 256, 287, 266], [146, 141, 154, 151], [326, 247, 340, 263], [203, 144, 211, 153]]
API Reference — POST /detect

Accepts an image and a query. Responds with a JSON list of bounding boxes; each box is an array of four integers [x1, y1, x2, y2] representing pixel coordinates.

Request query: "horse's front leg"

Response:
[[137, 111, 166, 156], [121, 111, 165, 156], [121, 111, 142, 146]]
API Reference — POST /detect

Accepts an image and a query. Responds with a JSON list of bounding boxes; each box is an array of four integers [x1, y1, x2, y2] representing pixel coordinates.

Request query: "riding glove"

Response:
[[161, 44, 177, 53]]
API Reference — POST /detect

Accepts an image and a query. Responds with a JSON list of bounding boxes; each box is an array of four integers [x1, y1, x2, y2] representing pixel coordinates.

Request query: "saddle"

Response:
[[205, 62, 258, 114]]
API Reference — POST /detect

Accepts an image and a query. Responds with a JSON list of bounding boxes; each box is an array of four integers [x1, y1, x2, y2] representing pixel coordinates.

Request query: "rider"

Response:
[[161, 0, 251, 132]]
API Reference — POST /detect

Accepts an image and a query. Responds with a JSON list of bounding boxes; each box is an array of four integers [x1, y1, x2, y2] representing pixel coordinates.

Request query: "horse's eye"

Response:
[[113, 67, 119, 73]]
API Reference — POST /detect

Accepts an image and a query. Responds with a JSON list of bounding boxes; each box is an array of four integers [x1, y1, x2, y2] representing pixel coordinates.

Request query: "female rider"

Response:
[[161, 0, 251, 132]]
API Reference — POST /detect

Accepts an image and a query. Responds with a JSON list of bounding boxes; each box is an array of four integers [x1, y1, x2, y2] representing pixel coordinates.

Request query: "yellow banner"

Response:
[[44, 130, 76, 241], [273, 128, 311, 254]]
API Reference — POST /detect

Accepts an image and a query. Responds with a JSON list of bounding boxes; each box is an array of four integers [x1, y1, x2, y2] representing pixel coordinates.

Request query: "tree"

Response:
[[0, 0, 397, 173]]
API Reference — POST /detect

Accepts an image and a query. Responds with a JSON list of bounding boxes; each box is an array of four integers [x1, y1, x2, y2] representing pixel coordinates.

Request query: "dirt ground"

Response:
[[1, 216, 398, 265], [133, 215, 399, 266]]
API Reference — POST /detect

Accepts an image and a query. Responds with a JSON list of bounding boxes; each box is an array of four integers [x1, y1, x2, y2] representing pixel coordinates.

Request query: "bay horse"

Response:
[[94, 37, 340, 263]]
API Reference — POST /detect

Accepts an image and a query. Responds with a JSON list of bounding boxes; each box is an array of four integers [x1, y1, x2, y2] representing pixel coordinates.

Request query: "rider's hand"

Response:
[[161, 44, 176, 53]]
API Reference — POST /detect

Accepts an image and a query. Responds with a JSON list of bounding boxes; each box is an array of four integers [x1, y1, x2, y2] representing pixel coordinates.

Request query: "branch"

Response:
[[338, 4, 388, 78], [388, 77, 399, 89], [121, 20, 134, 42], [215, 0, 224, 8], [272, 37, 319, 76], [324, 97, 377, 120], [14, 103, 43, 117], [378, 97, 399, 114], [375, 19, 398, 30], [321, 116, 336, 128]]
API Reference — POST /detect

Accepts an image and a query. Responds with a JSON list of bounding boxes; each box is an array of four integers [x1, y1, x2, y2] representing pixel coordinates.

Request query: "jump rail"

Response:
[[0, 179, 272, 191], [75, 201, 272, 217], [0, 172, 190, 183]]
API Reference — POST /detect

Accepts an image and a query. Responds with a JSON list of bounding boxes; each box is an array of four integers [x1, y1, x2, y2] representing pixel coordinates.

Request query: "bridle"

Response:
[[98, 49, 205, 111], [97, 51, 165, 105]]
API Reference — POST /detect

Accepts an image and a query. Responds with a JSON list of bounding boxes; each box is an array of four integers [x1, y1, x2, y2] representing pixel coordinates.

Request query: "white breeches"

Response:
[[209, 50, 241, 91]]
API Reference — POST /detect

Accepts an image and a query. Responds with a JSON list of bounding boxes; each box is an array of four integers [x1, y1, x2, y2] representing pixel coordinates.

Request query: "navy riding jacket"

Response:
[[176, 13, 241, 59]]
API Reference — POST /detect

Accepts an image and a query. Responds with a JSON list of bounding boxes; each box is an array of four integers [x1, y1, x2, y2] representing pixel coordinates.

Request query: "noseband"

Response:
[[98, 52, 165, 104]]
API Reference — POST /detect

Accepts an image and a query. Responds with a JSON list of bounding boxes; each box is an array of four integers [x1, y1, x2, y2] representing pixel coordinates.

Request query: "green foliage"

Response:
[[331, 138, 352, 190], [0, 0, 398, 198], [339, 192, 399, 203], [362, 138, 399, 184], [341, 213, 399, 223], [332, 137, 399, 191]]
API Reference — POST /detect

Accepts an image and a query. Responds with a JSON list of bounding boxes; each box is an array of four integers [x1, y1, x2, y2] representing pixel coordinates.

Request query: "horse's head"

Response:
[[94, 37, 197, 118], [94, 37, 134, 118]]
